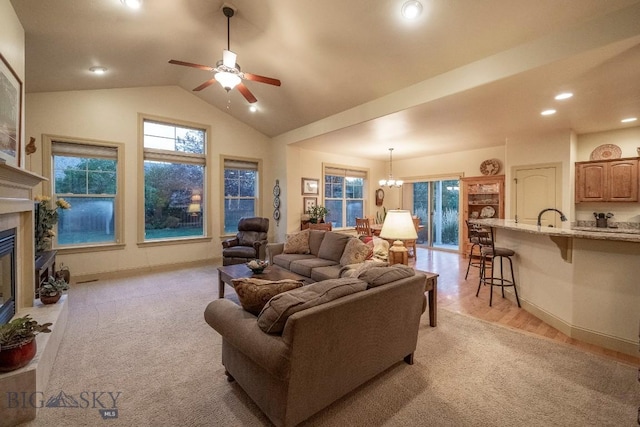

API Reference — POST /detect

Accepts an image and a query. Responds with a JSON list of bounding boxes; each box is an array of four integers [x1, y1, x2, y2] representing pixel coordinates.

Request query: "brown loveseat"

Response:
[[204, 269, 427, 427]]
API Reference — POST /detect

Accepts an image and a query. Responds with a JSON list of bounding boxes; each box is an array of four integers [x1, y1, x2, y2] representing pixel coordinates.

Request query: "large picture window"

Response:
[[142, 118, 207, 241], [223, 157, 260, 234], [48, 139, 122, 248], [323, 165, 366, 228]]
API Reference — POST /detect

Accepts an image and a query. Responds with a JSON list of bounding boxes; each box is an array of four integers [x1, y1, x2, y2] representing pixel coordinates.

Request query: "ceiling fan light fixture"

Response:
[[401, 1, 423, 19], [215, 71, 241, 91]]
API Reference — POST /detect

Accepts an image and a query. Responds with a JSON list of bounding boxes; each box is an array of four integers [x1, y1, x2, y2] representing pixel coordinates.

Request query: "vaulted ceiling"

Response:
[[11, 0, 640, 160]]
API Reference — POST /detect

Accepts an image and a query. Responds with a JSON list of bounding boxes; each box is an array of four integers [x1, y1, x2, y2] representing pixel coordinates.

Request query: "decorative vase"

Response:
[[0, 338, 37, 372], [56, 268, 70, 284], [40, 293, 61, 305]]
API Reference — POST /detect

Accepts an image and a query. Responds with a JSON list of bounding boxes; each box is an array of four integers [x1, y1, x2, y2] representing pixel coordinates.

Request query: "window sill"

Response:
[[137, 236, 212, 248], [55, 243, 126, 255]]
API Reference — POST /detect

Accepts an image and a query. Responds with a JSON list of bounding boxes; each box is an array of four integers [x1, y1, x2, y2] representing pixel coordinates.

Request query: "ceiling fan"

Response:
[[168, 6, 281, 104]]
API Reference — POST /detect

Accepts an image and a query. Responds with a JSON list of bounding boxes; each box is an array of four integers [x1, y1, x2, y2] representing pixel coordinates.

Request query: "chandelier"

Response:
[[379, 148, 403, 188]]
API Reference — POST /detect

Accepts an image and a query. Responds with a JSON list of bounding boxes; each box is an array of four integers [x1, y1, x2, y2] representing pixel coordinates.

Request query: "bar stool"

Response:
[[464, 220, 484, 279], [475, 227, 521, 307]]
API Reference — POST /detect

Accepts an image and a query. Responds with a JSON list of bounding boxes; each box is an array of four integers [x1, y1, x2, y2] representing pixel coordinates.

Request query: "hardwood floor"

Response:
[[409, 246, 640, 366]]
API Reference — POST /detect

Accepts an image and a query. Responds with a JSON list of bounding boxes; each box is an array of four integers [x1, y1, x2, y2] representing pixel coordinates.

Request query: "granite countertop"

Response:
[[471, 219, 640, 243]]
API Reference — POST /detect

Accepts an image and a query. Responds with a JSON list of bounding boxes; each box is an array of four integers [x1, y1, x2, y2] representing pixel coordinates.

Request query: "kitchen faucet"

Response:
[[537, 208, 567, 229]]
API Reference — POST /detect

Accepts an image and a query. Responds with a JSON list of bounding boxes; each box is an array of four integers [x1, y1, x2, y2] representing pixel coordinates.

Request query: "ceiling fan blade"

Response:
[[169, 60, 214, 72], [243, 73, 281, 87], [222, 50, 237, 68], [192, 78, 217, 91], [237, 83, 258, 103]]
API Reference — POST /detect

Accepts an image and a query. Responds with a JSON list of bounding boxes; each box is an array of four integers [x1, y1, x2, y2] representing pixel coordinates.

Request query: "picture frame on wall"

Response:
[[303, 197, 317, 213], [301, 177, 319, 195], [0, 54, 22, 167]]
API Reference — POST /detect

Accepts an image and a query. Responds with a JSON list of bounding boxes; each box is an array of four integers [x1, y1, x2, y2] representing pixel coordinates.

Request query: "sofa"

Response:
[[266, 229, 388, 282], [204, 268, 427, 427]]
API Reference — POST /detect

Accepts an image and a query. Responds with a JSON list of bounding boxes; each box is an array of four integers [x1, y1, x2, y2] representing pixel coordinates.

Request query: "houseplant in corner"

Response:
[[0, 315, 52, 372], [39, 276, 69, 305]]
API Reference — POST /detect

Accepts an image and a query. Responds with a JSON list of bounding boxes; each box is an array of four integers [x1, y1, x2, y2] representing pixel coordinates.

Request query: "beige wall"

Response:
[[25, 86, 272, 277], [0, 0, 25, 167]]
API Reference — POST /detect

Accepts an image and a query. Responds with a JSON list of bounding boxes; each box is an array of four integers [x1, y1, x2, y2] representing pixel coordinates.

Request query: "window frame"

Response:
[[138, 114, 212, 246], [322, 163, 368, 229], [221, 155, 262, 236], [42, 134, 125, 253]]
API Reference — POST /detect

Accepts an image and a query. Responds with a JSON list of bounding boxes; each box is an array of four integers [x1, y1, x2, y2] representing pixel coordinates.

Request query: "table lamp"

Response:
[[379, 210, 417, 265]]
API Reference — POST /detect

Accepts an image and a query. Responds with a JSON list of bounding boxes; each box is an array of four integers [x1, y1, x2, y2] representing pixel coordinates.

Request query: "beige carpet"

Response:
[[20, 265, 640, 426]]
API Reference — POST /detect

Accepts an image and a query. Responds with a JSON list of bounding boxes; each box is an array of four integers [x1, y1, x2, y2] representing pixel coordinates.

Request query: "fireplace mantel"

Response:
[[0, 162, 46, 309]]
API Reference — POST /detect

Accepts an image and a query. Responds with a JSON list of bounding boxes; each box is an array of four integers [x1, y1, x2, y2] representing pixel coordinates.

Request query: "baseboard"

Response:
[[73, 258, 217, 284], [521, 299, 637, 357]]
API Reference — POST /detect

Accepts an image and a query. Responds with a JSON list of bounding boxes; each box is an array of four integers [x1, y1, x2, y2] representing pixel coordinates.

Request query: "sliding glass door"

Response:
[[410, 179, 459, 250]]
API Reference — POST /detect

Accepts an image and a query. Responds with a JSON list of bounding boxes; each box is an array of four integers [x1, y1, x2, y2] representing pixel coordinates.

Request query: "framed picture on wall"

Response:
[[0, 54, 23, 167], [303, 197, 317, 213], [301, 178, 319, 195]]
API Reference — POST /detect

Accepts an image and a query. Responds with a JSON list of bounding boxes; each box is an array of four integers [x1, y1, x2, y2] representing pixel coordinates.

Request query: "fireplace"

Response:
[[0, 227, 16, 325]]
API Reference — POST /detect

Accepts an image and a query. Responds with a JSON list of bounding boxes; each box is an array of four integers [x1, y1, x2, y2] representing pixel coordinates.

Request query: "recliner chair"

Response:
[[222, 217, 269, 265]]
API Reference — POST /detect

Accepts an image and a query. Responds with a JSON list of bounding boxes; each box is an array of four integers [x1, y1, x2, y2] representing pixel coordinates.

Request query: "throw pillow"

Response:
[[317, 232, 351, 263], [258, 278, 368, 334], [358, 265, 415, 288], [232, 278, 304, 315], [283, 229, 310, 254], [339, 238, 372, 266], [372, 236, 390, 261]]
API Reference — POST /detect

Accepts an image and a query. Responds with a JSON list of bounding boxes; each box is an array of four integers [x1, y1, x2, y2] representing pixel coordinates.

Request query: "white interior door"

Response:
[[514, 166, 560, 226]]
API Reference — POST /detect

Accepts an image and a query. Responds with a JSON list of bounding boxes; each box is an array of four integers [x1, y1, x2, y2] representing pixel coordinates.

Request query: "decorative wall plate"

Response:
[[480, 159, 501, 175], [480, 206, 495, 218], [589, 144, 622, 160]]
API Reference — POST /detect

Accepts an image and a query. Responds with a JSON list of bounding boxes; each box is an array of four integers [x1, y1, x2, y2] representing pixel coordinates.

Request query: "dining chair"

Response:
[[355, 217, 372, 236], [405, 217, 420, 259]]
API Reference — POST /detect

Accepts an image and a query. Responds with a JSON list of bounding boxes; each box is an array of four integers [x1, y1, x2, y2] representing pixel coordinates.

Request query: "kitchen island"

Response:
[[472, 219, 639, 356]]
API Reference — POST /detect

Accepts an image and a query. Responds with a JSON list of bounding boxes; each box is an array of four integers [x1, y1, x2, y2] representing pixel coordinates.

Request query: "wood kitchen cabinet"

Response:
[[461, 175, 504, 256], [575, 157, 638, 202]]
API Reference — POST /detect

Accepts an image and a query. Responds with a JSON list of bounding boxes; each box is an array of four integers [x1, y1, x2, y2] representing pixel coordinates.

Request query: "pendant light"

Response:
[[379, 148, 403, 188]]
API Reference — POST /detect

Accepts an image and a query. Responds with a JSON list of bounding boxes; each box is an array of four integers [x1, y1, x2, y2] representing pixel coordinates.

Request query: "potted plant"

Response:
[[306, 205, 329, 224], [0, 315, 52, 372], [34, 195, 71, 254], [38, 275, 69, 305]]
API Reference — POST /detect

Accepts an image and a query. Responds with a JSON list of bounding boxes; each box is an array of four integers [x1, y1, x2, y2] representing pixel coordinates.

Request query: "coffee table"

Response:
[[217, 264, 310, 298]]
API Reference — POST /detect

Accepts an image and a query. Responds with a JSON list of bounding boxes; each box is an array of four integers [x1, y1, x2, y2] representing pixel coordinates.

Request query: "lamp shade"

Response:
[[379, 210, 417, 240]]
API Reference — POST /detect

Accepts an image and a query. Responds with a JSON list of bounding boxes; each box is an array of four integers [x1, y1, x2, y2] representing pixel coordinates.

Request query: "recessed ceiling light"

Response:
[[541, 109, 556, 116], [621, 117, 637, 123], [121, 0, 142, 9], [554, 92, 573, 100], [249, 105, 258, 113], [89, 66, 107, 75], [401, 1, 423, 19]]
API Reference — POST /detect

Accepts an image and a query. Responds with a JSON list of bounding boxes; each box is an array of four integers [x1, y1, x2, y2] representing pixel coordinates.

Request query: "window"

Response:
[[48, 139, 122, 248], [142, 118, 207, 241], [323, 165, 366, 228], [223, 157, 260, 234]]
